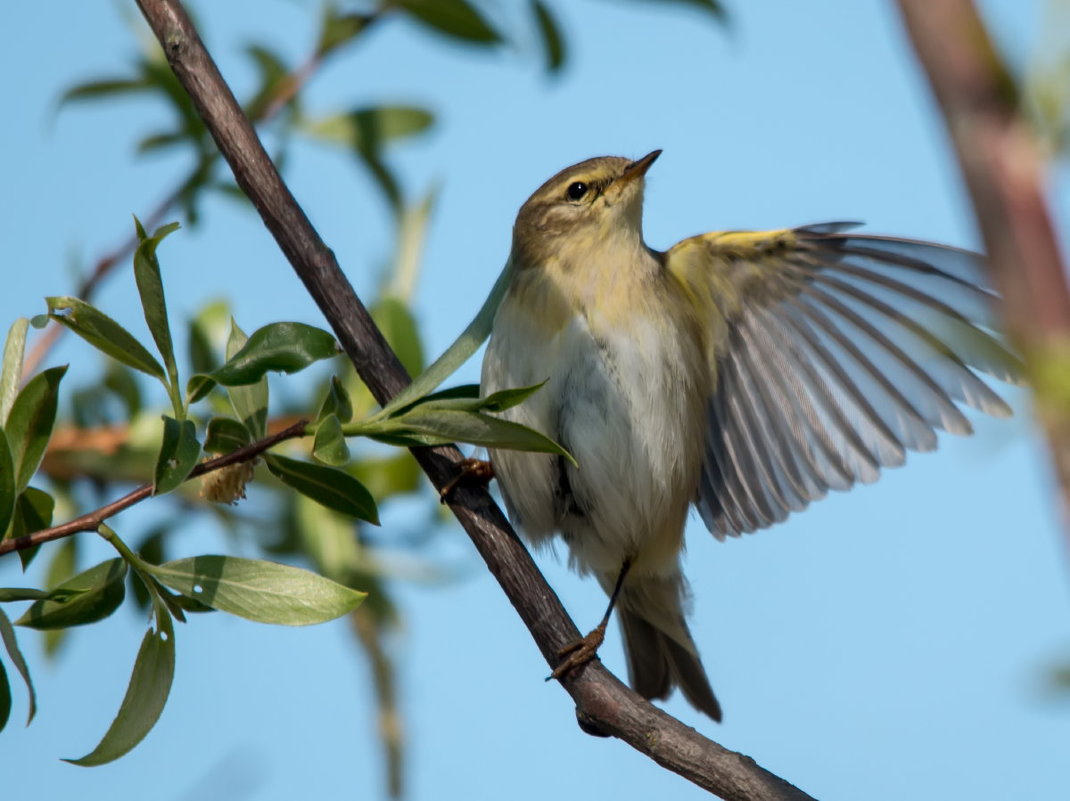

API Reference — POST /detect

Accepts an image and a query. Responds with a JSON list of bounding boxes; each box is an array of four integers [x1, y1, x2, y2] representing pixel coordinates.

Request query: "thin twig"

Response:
[[0, 418, 308, 557], [896, 0, 1070, 546], [130, 1, 816, 799]]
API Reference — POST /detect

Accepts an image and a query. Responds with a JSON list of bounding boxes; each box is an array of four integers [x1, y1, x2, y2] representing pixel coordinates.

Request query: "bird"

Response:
[[478, 150, 1019, 721]]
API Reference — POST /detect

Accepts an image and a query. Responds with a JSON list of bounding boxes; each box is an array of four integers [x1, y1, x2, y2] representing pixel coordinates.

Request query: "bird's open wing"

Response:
[[663, 223, 1022, 539]]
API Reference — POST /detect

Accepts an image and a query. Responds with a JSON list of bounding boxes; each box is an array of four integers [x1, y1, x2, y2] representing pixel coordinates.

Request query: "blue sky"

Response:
[[2, 1, 1068, 799]]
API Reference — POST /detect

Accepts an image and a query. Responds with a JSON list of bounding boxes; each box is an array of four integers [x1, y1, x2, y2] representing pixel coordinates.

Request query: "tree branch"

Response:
[[0, 418, 308, 557], [130, 0, 816, 798], [896, 0, 1070, 545]]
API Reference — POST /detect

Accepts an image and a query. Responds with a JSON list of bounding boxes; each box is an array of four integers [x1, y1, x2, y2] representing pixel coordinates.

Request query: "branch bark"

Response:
[[896, 0, 1070, 545], [131, 1, 815, 798]]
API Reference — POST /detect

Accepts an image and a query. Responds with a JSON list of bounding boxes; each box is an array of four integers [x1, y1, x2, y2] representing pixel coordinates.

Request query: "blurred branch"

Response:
[[131, 0, 815, 799], [896, 0, 1070, 546], [0, 418, 308, 557]]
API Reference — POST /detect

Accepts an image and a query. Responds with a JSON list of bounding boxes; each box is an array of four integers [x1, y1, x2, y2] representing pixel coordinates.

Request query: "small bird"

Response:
[[479, 151, 1019, 721]]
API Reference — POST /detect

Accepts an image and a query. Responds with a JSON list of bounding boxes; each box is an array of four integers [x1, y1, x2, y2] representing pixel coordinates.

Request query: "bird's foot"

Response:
[[547, 621, 608, 681], [439, 458, 494, 503]]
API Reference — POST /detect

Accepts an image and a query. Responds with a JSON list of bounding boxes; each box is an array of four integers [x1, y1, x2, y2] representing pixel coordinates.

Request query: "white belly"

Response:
[[481, 295, 707, 578]]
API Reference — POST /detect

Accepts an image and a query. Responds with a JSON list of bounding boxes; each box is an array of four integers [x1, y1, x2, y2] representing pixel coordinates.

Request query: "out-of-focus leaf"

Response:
[[397, 0, 501, 44], [0, 318, 28, 424], [132, 219, 182, 393], [302, 106, 434, 156], [317, 376, 353, 424], [58, 78, 150, 107], [153, 416, 201, 496], [203, 417, 252, 455], [64, 604, 175, 766], [5, 365, 66, 492], [313, 414, 349, 466], [187, 322, 337, 403], [187, 302, 227, 376], [0, 607, 35, 724], [531, 0, 566, 73], [223, 320, 269, 439], [627, 0, 728, 23], [244, 44, 290, 120], [146, 555, 366, 625], [10, 487, 55, 571], [16, 559, 127, 630], [136, 130, 188, 155], [103, 363, 142, 420], [265, 454, 379, 524], [317, 7, 372, 57], [352, 452, 421, 501], [0, 430, 14, 541], [46, 297, 164, 380], [372, 297, 423, 377]]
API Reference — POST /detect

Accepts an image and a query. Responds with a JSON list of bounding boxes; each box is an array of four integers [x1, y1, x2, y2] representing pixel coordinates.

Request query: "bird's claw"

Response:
[[439, 458, 494, 503], [547, 622, 608, 681]]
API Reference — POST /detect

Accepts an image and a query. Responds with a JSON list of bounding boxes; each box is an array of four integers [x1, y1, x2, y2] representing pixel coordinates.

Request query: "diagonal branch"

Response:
[[130, 0, 815, 799], [896, 0, 1070, 546]]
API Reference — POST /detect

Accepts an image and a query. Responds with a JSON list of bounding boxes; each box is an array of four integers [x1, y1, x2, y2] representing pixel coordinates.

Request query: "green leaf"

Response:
[[0, 586, 81, 603], [65, 607, 175, 766], [376, 408, 574, 462], [352, 452, 421, 501], [46, 297, 165, 380], [42, 538, 77, 658], [203, 417, 252, 455], [16, 559, 127, 630], [626, 0, 728, 23], [224, 320, 269, 438], [59, 78, 150, 106], [377, 260, 513, 416], [188, 322, 338, 403], [153, 416, 201, 495], [0, 660, 9, 733], [103, 363, 143, 420], [0, 430, 14, 541], [312, 414, 349, 466], [0, 607, 35, 724], [5, 365, 66, 492], [531, 0, 566, 73], [317, 376, 353, 424], [10, 487, 56, 571], [302, 106, 435, 156], [146, 555, 366, 625], [243, 44, 289, 120], [398, 0, 501, 44], [0, 318, 29, 425], [372, 297, 423, 377], [132, 219, 182, 395], [317, 6, 372, 57], [265, 454, 378, 524]]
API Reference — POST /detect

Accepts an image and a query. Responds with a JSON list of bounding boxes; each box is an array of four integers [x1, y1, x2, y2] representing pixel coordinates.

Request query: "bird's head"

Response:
[[510, 150, 661, 268]]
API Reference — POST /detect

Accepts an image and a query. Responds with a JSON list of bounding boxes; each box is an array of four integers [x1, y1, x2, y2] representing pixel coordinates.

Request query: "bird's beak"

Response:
[[619, 149, 662, 184]]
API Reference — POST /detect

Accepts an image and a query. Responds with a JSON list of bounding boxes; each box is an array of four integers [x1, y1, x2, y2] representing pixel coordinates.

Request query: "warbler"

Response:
[[479, 151, 1018, 720]]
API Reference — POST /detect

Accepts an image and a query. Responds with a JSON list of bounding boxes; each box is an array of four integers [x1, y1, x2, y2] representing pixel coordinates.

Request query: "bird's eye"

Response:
[[566, 181, 589, 201]]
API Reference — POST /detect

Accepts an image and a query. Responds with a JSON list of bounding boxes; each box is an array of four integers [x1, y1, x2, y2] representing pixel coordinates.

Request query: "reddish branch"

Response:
[[0, 418, 308, 557], [130, 0, 816, 799], [896, 0, 1070, 540]]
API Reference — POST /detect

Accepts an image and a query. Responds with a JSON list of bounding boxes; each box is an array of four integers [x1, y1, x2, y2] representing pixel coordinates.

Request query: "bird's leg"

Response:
[[439, 457, 494, 503], [548, 559, 632, 681]]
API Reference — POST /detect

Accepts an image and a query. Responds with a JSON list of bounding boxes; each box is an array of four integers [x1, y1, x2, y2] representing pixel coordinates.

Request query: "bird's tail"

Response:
[[601, 571, 722, 721]]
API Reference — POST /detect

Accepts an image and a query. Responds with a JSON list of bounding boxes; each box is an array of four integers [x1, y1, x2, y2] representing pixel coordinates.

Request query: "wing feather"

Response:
[[666, 226, 1019, 538]]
